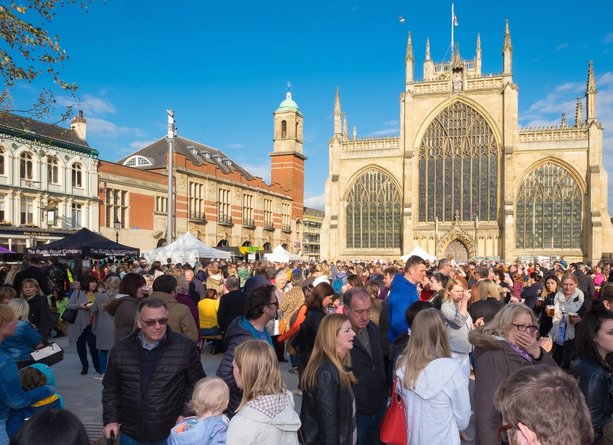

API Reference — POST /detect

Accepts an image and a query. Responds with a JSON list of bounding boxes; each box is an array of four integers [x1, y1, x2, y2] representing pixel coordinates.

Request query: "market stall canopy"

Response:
[[400, 245, 437, 263], [142, 232, 231, 264], [26, 228, 140, 258], [264, 245, 301, 262]]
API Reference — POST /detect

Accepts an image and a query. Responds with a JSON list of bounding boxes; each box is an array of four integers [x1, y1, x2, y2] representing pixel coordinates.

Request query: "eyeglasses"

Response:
[[140, 317, 169, 327], [512, 323, 539, 334], [496, 424, 513, 443], [266, 301, 279, 308]]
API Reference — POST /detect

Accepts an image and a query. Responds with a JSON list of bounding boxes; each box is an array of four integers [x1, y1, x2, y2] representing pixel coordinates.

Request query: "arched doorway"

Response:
[[263, 242, 271, 251], [444, 239, 469, 263], [217, 239, 228, 247], [242, 241, 251, 247], [282, 243, 289, 250]]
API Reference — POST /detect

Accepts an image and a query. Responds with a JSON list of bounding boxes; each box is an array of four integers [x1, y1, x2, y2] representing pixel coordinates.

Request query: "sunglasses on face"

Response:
[[140, 317, 169, 327]]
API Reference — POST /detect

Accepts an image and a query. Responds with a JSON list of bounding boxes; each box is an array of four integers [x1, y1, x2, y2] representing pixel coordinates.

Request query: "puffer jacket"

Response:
[[300, 358, 356, 445], [571, 354, 613, 441], [469, 329, 557, 445], [102, 327, 206, 442]]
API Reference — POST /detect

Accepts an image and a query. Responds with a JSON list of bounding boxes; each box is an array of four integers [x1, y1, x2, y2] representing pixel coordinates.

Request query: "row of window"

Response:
[[345, 161, 582, 251], [344, 102, 583, 251], [0, 195, 83, 227], [185, 186, 285, 227], [0, 150, 84, 187]]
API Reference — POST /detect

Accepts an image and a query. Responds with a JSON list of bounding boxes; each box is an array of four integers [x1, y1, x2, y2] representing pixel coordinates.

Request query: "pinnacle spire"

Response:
[[334, 87, 342, 135], [587, 61, 597, 94], [476, 33, 481, 52], [561, 112, 567, 128], [406, 32, 414, 62], [575, 96, 584, 128], [475, 34, 482, 75], [452, 43, 461, 68], [503, 19, 512, 52], [343, 113, 348, 140], [586, 61, 598, 122], [425, 38, 431, 60], [503, 20, 513, 75]]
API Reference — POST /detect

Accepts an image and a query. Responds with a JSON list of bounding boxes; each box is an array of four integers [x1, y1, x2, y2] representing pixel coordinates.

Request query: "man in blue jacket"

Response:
[[387, 255, 426, 343]]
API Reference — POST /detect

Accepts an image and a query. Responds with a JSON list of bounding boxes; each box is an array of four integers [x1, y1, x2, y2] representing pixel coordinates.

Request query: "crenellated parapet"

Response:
[[518, 127, 588, 143], [340, 136, 400, 153]]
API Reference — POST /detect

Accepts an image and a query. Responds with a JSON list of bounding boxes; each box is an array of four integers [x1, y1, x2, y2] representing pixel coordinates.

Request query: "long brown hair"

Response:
[[397, 308, 451, 389], [301, 314, 357, 391], [234, 340, 286, 411]]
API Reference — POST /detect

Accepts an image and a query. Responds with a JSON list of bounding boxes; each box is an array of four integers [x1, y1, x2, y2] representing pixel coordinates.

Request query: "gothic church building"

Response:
[[321, 21, 613, 263]]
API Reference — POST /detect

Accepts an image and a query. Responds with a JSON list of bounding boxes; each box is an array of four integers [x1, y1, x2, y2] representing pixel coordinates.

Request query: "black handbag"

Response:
[[60, 307, 78, 323]]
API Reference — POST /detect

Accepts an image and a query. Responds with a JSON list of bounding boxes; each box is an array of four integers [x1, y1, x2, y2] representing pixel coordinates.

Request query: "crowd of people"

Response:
[[0, 254, 612, 444]]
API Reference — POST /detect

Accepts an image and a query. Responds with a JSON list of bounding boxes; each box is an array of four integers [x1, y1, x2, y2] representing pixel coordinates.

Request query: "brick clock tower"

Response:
[[270, 89, 306, 230]]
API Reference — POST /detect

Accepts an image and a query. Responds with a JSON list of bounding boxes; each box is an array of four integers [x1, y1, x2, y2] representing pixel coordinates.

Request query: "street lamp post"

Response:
[[114, 216, 121, 243]]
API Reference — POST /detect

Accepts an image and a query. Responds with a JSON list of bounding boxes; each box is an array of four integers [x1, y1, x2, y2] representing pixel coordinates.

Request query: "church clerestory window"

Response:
[[516, 162, 582, 250], [418, 101, 499, 223], [345, 169, 401, 249]]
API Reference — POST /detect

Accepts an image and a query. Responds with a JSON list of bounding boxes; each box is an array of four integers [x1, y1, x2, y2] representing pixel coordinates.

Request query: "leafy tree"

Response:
[[0, 0, 90, 119]]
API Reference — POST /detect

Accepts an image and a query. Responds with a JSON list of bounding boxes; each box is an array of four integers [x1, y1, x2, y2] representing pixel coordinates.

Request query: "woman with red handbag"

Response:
[[394, 308, 471, 445]]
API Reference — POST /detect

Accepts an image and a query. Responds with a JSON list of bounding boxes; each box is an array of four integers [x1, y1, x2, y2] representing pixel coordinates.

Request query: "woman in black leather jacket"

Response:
[[571, 309, 613, 443], [300, 314, 357, 445]]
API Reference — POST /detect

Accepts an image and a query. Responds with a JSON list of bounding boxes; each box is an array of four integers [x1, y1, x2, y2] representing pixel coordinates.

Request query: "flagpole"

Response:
[[451, 2, 454, 58]]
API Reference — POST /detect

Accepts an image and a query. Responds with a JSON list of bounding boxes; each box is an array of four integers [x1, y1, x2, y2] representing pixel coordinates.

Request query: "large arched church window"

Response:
[[516, 163, 582, 250], [418, 102, 499, 222], [346, 169, 401, 249]]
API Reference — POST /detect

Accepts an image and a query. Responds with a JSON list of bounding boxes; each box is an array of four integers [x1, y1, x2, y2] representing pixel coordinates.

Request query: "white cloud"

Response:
[[555, 42, 568, 51], [87, 117, 143, 138], [382, 120, 399, 127], [57, 93, 116, 116], [226, 143, 245, 149], [304, 193, 325, 210], [367, 127, 399, 137], [129, 139, 157, 149], [522, 72, 613, 214], [240, 162, 271, 183]]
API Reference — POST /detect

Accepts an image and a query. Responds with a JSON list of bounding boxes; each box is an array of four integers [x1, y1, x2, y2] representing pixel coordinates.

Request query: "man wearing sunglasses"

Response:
[[102, 298, 206, 445]]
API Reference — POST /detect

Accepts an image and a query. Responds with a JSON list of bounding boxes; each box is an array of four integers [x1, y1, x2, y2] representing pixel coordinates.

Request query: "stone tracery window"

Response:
[[516, 162, 581, 250], [418, 101, 499, 223], [346, 169, 401, 249]]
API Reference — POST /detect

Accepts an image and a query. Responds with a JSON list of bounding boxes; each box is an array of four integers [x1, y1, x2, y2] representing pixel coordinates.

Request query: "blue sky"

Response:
[[9, 0, 613, 212]]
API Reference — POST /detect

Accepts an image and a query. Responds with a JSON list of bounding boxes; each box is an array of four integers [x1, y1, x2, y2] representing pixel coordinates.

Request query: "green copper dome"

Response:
[[276, 92, 299, 112]]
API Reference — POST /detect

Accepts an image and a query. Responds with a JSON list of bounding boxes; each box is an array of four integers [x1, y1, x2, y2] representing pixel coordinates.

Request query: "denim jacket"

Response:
[[0, 321, 43, 361]]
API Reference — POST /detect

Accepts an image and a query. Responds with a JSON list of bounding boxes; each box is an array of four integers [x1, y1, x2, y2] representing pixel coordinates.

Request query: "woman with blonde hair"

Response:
[[470, 303, 556, 445], [396, 308, 471, 444], [226, 340, 300, 444], [0, 299, 42, 363], [0, 304, 53, 444], [468, 279, 505, 326], [440, 277, 478, 376], [19, 279, 51, 341], [300, 313, 357, 445]]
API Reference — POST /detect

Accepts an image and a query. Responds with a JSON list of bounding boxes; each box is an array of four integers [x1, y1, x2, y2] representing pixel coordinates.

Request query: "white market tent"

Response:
[[264, 245, 301, 262], [400, 245, 437, 263], [143, 232, 231, 264]]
